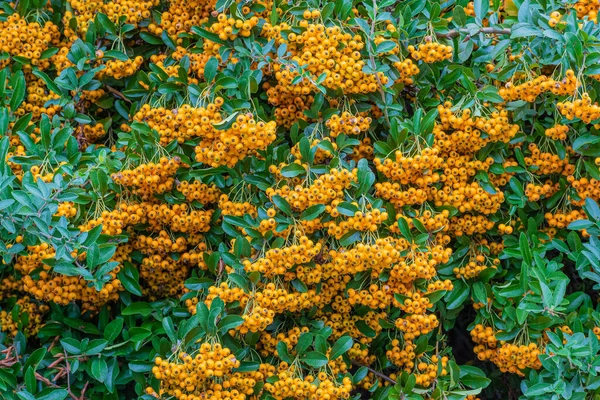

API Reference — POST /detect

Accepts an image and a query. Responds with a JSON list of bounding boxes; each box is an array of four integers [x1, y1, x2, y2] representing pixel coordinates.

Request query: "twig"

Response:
[[79, 381, 89, 400], [48, 355, 65, 370], [438, 27, 511, 39], [351, 359, 397, 385], [48, 336, 59, 352], [105, 85, 131, 103], [0, 346, 17, 367], [217, 259, 225, 280], [64, 349, 72, 396], [36, 372, 61, 388], [53, 368, 64, 381], [36, 372, 79, 400]]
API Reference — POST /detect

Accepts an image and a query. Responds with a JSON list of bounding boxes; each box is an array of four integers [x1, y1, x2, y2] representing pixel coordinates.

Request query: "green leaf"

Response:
[[473, 0, 489, 20], [584, 198, 600, 221], [139, 32, 163, 45], [519, 232, 532, 266], [573, 134, 600, 153], [191, 26, 229, 46], [296, 333, 314, 357], [397, 217, 413, 242], [568, 220, 593, 230], [329, 336, 352, 360], [420, 109, 438, 135], [233, 361, 260, 373], [12, 113, 32, 135], [298, 136, 312, 162], [118, 263, 143, 296], [453, 5, 467, 26], [121, 302, 154, 317], [424, 290, 447, 303], [25, 368, 35, 394], [446, 280, 470, 310], [96, 13, 116, 35], [272, 195, 293, 215], [32, 68, 61, 95], [215, 0, 233, 12], [90, 358, 108, 383], [460, 365, 490, 389], [59, 338, 81, 355], [280, 163, 306, 178], [300, 204, 326, 221], [339, 230, 360, 246], [376, 41, 397, 54], [353, 366, 369, 384], [356, 158, 375, 196], [37, 390, 69, 400], [458, 40, 474, 62], [321, 2, 335, 19], [524, 383, 552, 396], [301, 351, 329, 368], [337, 202, 359, 217], [204, 57, 219, 83], [565, 32, 583, 66], [411, 218, 427, 234], [277, 341, 292, 363], [9, 73, 25, 113], [355, 320, 376, 337], [270, 0, 278, 24], [86, 339, 108, 354], [24, 347, 46, 371], [161, 31, 177, 50], [162, 317, 177, 343], [218, 315, 244, 334], [103, 318, 123, 343], [510, 23, 542, 38]]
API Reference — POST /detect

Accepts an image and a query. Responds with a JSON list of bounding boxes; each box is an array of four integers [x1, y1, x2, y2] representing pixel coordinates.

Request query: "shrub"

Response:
[[1, 0, 600, 399]]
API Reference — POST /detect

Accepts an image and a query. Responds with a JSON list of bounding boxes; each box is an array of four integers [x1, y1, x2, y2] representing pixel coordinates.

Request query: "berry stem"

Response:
[[105, 84, 132, 103]]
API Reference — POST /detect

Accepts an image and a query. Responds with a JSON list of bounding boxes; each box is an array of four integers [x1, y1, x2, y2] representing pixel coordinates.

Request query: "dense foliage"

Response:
[[2, 0, 600, 399]]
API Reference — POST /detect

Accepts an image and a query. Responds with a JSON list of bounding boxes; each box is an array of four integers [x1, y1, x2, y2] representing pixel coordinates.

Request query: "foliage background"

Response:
[[1, 0, 600, 399]]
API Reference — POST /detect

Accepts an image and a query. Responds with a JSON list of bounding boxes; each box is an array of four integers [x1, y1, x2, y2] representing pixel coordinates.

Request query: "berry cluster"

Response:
[[326, 112, 372, 138], [408, 41, 453, 63], [471, 325, 542, 376]]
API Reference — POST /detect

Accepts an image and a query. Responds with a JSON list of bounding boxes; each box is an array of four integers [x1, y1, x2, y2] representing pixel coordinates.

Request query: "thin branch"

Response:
[[79, 381, 89, 400], [105, 85, 131, 103], [217, 259, 225, 280], [48, 336, 60, 352], [35, 372, 79, 400], [351, 359, 397, 385], [48, 355, 65, 370], [438, 27, 511, 39], [36, 372, 61, 388], [64, 349, 72, 396]]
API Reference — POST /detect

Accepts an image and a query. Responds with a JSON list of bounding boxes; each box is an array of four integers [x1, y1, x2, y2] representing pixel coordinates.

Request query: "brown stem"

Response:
[[36, 372, 79, 400], [53, 369, 66, 382], [0, 347, 17, 367], [438, 27, 511, 39], [48, 336, 59, 352], [0, 358, 17, 367], [48, 355, 65, 370], [79, 381, 89, 400], [351, 360, 397, 385], [216, 258, 225, 281], [36, 372, 61, 388], [64, 349, 72, 396], [105, 85, 131, 103]]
